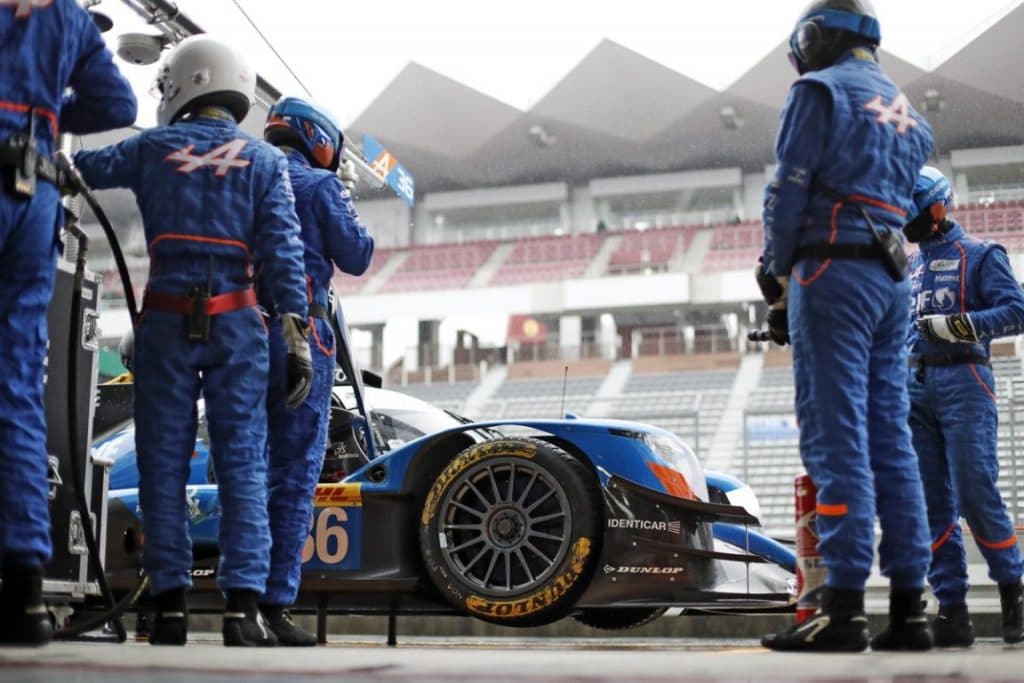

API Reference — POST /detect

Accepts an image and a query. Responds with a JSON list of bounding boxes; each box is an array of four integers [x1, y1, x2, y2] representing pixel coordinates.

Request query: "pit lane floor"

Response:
[[1, 636, 1022, 683]]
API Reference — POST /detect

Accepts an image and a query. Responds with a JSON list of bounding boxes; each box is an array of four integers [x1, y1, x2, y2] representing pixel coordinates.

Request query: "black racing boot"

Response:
[[999, 581, 1024, 644], [932, 603, 974, 648], [762, 588, 869, 652], [870, 589, 932, 651], [259, 603, 317, 647], [149, 588, 188, 645], [0, 566, 52, 646], [134, 589, 153, 641], [223, 590, 277, 647], [134, 609, 152, 641]]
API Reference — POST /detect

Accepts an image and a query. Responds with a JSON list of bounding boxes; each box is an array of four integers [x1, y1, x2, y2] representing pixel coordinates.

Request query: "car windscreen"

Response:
[[373, 408, 464, 446]]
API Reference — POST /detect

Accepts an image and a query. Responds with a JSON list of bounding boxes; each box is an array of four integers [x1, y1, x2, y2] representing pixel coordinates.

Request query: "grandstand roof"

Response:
[[345, 4, 1024, 194]]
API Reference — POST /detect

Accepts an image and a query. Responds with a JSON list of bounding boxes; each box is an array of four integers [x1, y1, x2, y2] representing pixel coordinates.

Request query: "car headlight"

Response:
[[642, 434, 708, 500], [725, 484, 762, 525], [642, 433, 691, 461]]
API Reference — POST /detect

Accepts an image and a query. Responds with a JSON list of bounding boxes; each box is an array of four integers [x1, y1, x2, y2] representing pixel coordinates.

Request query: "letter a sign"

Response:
[[863, 93, 918, 134]]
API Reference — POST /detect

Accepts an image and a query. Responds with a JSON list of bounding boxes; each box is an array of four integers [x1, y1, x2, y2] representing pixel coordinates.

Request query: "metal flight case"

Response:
[[42, 256, 109, 601]]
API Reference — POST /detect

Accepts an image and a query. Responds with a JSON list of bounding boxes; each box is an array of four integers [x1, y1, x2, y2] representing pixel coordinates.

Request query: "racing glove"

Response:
[[766, 307, 790, 346], [754, 257, 788, 306], [917, 313, 980, 344], [338, 159, 359, 191], [281, 313, 314, 409]]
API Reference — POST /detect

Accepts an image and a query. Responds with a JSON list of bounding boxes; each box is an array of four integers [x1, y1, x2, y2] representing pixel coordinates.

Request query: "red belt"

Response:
[[143, 287, 257, 315]]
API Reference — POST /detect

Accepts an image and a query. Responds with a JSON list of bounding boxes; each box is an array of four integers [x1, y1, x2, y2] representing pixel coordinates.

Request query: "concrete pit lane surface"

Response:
[[1, 636, 1022, 683]]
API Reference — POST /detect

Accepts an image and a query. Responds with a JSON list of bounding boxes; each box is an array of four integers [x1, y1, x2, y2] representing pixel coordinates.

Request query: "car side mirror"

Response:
[[361, 369, 382, 388]]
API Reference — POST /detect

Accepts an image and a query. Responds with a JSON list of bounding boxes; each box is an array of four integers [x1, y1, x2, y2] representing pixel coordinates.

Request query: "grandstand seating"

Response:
[[616, 368, 736, 458], [489, 234, 606, 286], [378, 241, 498, 293], [333, 247, 396, 296], [744, 351, 1024, 534], [99, 201, 1023, 302], [695, 202, 1024, 277], [489, 261, 589, 286], [607, 225, 697, 274], [737, 364, 799, 534], [393, 380, 478, 414], [955, 201, 1024, 252], [701, 220, 763, 273], [480, 376, 604, 420]]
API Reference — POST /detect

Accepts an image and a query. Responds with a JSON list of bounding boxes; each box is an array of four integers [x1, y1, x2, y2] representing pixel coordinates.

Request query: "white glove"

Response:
[[917, 313, 979, 344], [339, 159, 359, 191], [280, 313, 313, 408]]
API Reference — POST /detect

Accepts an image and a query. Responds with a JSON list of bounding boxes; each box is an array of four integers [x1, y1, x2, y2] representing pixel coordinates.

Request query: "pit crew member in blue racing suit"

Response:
[[905, 167, 1024, 646], [259, 96, 374, 645], [757, 0, 934, 652], [74, 36, 312, 647], [0, 0, 136, 646]]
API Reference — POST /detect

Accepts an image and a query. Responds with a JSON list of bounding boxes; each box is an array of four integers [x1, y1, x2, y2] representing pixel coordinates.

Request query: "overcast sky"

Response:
[[101, 0, 1020, 127]]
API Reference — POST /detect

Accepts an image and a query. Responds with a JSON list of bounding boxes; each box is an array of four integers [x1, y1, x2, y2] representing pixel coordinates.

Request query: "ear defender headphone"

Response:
[[790, 9, 881, 72]]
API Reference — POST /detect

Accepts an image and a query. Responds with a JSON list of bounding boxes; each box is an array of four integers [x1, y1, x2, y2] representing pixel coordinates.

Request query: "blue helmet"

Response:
[[789, 0, 881, 74], [265, 96, 344, 171], [903, 166, 954, 243], [910, 166, 954, 221]]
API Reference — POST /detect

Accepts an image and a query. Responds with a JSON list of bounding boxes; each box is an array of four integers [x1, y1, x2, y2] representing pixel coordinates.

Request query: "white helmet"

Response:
[[153, 35, 255, 127], [118, 328, 134, 372]]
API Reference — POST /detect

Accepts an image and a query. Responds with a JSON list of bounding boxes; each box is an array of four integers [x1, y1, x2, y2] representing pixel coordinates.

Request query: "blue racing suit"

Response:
[[263, 150, 373, 606], [762, 48, 933, 592], [907, 221, 1024, 606], [75, 112, 307, 596], [0, 0, 135, 568]]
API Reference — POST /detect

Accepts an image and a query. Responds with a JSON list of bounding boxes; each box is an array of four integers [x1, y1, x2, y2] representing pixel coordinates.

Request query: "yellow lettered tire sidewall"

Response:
[[418, 437, 601, 627]]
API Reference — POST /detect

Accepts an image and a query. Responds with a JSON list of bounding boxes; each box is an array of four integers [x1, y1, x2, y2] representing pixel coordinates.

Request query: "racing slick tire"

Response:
[[573, 607, 668, 630], [419, 437, 601, 627]]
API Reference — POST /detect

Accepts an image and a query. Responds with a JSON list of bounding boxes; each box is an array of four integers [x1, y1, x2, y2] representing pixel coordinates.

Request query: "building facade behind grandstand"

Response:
[[83, 5, 1024, 541]]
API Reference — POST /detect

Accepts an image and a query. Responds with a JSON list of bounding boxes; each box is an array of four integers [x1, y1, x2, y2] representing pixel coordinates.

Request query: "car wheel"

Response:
[[419, 437, 601, 627], [573, 607, 667, 630]]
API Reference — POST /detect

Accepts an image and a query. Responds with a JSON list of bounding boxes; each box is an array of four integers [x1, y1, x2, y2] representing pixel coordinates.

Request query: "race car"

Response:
[[93, 313, 795, 631]]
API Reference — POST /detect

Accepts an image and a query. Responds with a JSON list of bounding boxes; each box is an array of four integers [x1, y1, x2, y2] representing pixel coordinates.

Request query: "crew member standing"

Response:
[[0, 0, 136, 645], [259, 96, 373, 645], [74, 36, 312, 647], [756, 0, 934, 652], [905, 166, 1024, 646]]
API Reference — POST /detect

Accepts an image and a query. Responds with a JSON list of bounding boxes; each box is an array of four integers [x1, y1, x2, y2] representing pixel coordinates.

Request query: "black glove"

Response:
[[281, 313, 313, 408], [766, 307, 790, 346], [755, 257, 786, 306], [55, 150, 86, 196]]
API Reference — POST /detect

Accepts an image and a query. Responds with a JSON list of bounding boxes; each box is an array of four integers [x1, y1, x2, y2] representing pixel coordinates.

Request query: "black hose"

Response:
[[55, 576, 149, 640], [55, 152, 138, 324]]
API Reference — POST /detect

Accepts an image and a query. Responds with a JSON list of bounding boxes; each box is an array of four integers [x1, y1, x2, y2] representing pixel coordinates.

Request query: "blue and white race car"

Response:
[[95, 316, 795, 630]]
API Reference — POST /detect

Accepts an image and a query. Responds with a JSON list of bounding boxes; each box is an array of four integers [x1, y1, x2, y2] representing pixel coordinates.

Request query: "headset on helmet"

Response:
[[903, 166, 954, 243], [152, 35, 255, 127], [264, 96, 345, 172], [789, 0, 881, 74]]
